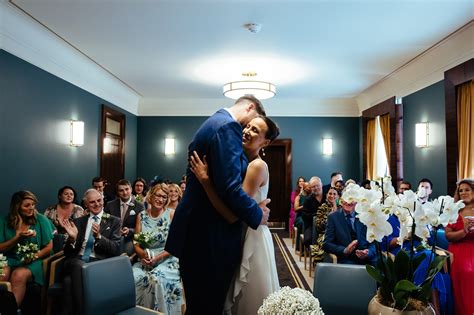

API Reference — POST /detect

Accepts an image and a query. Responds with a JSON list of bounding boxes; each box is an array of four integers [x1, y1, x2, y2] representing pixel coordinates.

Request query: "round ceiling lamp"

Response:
[[223, 80, 276, 100]]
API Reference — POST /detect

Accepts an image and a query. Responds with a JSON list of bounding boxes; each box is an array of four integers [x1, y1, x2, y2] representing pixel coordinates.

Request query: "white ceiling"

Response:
[[9, 0, 474, 116]]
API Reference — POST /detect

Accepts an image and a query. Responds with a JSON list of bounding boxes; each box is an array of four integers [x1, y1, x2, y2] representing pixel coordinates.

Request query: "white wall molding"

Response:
[[356, 21, 474, 114], [0, 0, 140, 115], [138, 97, 359, 117]]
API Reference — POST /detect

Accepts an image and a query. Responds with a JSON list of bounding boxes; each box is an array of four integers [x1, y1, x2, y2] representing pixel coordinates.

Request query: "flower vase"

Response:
[[368, 296, 435, 315]]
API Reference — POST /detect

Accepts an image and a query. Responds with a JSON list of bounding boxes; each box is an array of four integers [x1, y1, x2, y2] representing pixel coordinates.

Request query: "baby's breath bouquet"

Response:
[[133, 231, 155, 249], [16, 242, 39, 263], [0, 253, 7, 276], [258, 286, 324, 315]]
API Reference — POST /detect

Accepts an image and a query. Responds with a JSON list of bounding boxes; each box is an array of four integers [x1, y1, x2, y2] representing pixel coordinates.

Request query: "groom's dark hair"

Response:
[[235, 95, 266, 116]]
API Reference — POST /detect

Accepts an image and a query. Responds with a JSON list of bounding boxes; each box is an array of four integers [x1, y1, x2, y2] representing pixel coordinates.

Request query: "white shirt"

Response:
[[79, 210, 104, 257]]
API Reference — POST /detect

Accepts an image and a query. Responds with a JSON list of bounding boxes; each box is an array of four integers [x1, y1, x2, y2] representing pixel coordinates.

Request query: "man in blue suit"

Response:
[[323, 199, 376, 265], [165, 95, 270, 314]]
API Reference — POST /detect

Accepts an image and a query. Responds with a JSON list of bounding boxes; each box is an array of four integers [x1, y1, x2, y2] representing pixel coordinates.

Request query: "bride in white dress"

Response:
[[189, 115, 280, 314]]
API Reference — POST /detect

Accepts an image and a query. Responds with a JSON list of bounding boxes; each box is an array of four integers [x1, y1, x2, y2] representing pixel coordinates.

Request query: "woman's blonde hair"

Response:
[[8, 190, 38, 229], [147, 183, 170, 208], [169, 183, 183, 202]]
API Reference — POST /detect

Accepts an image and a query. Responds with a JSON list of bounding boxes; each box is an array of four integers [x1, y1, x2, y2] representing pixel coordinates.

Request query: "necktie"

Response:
[[346, 214, 354, 231], [82, 216, 99, 262], [121, 203, 128, 222]]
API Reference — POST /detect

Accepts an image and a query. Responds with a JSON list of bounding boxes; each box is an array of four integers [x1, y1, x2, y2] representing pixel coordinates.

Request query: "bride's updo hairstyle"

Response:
[[259, 116, 280, 143]]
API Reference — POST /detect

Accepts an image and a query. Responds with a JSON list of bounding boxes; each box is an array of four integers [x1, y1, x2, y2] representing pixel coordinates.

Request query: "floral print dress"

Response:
[[132, 209, 183, 314]]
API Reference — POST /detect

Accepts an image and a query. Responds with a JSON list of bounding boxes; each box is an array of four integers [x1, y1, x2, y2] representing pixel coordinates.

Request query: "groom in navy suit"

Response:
[[166, 95, 270, 314]]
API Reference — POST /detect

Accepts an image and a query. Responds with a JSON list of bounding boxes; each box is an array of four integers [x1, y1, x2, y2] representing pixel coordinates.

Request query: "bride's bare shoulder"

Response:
[[248, 158, 267, 171]]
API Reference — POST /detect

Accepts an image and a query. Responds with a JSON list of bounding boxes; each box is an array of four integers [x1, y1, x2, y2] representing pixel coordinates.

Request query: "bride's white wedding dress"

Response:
[[224, 160, 280, 314]]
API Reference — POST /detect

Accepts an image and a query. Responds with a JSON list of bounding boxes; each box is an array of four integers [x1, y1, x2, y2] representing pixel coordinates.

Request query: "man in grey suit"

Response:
[[60, 189, 121, 315], [104, 179, 145, 255]]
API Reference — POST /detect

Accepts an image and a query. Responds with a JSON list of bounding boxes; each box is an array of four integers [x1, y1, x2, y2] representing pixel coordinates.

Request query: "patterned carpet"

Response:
[[271, 229, 311, 291]]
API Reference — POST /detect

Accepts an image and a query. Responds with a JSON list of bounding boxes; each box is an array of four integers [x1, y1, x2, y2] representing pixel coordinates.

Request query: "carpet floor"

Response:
[[271, 229, 311, 291]]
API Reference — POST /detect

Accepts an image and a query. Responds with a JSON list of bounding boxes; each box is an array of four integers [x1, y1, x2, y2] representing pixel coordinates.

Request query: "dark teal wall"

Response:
[[0, 50, 137, 214], [403, 80, 447, 197], [137, 116, 361, 188]]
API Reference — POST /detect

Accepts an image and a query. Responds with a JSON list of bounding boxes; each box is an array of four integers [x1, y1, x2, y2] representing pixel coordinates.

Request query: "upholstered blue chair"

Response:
[[81, 255, 158, 315], [313, 262, 377, 315]]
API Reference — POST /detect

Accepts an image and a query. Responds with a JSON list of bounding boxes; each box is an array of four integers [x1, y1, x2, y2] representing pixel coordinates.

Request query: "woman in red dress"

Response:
[[446, 179, 474, 315]]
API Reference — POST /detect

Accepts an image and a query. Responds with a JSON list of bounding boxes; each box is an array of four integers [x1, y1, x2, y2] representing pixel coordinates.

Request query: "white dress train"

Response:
[[224, 160, 280, 314]]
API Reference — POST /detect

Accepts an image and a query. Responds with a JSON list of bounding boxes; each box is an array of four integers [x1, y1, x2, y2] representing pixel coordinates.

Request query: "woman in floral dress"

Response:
[[132, 183, 183, 314]]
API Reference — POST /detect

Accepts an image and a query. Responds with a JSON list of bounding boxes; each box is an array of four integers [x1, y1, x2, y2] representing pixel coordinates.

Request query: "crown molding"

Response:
[[138, 97, 360, 117], [356, 21, 474, 113], [0, 1, 140, 115]]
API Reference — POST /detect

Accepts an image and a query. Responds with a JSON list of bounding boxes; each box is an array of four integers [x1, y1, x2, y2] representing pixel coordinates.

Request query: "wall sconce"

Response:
[[70, 120, 84, 147], [322, 138, 333, 155], [165, 138, 175, 155], [415, 122, 429, 147]]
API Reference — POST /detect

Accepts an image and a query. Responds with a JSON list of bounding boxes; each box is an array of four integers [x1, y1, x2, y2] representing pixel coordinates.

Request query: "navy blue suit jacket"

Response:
[[323, 209, 375, 264], [165, 109, 262, 260]]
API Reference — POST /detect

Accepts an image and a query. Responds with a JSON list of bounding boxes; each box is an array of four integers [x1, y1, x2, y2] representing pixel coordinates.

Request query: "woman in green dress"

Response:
[[0, 191, 54, 306]]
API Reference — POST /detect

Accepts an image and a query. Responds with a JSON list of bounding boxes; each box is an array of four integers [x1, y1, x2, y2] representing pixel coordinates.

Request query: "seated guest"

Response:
[[290, 176, 305, 238], [446, 179, 474, 315], [44, 186, 85, 250], [311, 187, 339, 263], [334, 180, 345, 194], [60, 189, 121, 315], [105, 179, 145, 255], [322, 171, 343, 196], [179, 179, 186, 195], [302, 176, 325, 247], [323, 197, 375, 265], [417, 178, 433, 203], [294, 182, 311, 250], [132, 183, 183, 314], [91, 176, 113, 205], [167, 183, 183, 211], [398, 180, 412, 194], [0, 191, 54, 307], [132, 177, 148, 203]]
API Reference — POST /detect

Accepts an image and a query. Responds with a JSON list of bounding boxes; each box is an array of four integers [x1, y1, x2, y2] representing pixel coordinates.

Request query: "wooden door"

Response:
[[100, 105, 125, 198], [261, 139, 292, 227]]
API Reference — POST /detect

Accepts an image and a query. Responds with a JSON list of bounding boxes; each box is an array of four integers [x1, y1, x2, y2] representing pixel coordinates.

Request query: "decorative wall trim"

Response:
[[138, 97, 360, 117], [356, 21, 474, 114], [0, 1, 140, 115]]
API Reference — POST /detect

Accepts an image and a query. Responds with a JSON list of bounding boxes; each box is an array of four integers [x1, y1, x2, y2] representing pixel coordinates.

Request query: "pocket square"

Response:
[[129, 210, 136, 216], [105, 227, 111, 230]]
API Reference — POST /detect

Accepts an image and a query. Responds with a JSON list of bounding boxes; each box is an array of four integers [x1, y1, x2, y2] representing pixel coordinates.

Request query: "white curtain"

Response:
[[373, 116, 390, 178]]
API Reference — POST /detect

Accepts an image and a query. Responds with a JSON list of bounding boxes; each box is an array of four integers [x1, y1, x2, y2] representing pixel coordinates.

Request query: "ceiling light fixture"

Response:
[[223, 81, 276, 100]]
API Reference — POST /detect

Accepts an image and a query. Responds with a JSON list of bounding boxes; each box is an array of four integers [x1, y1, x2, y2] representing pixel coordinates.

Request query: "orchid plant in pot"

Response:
[[342, 178, 464, 313]]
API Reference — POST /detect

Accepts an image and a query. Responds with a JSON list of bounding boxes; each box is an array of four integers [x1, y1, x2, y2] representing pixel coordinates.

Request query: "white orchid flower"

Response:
[[415, 224, 431, 241]]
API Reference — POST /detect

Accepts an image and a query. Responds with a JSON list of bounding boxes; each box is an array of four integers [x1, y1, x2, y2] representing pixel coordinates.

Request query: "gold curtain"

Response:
[[366, 119, 375, 180], [457, 80, 474, 180], [379, 114, 391, 174]]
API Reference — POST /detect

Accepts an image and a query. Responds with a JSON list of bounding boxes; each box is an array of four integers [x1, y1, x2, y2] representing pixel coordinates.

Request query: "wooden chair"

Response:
[[46, 252, 66, 315]]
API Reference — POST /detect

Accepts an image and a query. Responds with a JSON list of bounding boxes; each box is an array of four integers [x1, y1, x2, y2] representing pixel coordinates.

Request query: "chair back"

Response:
[[313, 262, 376, 315], [81, 255, 136, 315]]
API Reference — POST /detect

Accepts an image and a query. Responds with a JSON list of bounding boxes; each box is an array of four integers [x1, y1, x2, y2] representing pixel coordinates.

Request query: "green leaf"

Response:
[[417, 282, 433, 302], [394, 250, 410, 280], [394, 279, 420, 293], [366, 264, 384, 283]]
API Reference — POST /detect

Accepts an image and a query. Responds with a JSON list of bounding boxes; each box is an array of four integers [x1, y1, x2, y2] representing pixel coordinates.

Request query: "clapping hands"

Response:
[[59, 219, 78, 241]]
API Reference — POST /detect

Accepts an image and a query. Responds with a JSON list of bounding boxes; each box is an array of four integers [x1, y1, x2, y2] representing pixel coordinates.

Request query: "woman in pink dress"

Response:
[[290, 177, 305, 238], [445, 179, 474, 315]]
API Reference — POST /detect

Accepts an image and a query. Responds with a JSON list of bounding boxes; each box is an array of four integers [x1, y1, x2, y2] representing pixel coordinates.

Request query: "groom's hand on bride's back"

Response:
[[259, 198, 271, 225]]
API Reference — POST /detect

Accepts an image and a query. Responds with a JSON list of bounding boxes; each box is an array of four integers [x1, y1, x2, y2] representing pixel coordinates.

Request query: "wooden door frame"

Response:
[[444, 58, 474, 194], [266, 139, 292, 224], [362, 96, 403, 188], [100, 105, 126, 185]]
